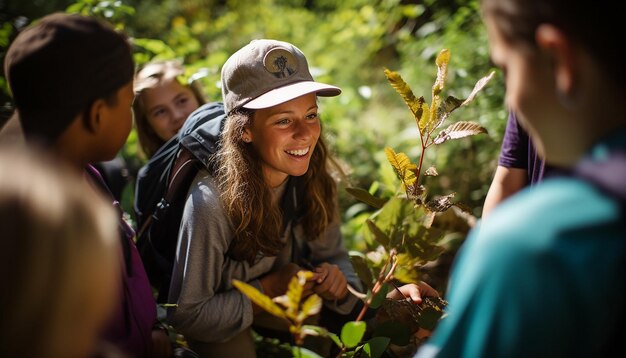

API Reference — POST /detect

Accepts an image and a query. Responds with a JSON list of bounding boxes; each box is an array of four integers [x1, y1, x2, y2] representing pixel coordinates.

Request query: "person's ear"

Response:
[[242, 128, 252, 143], [86, 99, 105, 134], [535, 24, 577, 100]]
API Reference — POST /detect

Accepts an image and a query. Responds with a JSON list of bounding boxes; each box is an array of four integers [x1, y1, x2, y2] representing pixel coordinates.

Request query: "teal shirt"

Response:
[[417, 135, 626, 357]]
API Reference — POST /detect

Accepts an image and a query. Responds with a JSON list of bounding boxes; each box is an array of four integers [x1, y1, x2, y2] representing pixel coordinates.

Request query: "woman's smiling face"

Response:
[[245, 93, 320, 188]]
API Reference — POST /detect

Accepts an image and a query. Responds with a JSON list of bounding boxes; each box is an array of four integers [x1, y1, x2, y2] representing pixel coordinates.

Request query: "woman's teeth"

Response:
[[286, 148, 309, 156]]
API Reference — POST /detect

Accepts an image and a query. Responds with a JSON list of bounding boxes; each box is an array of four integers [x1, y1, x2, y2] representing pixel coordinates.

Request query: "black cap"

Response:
[[4, 12, 134, 142]]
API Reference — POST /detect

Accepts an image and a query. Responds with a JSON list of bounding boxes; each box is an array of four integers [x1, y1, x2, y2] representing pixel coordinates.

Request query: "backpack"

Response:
[[134, 102, 226, 302]]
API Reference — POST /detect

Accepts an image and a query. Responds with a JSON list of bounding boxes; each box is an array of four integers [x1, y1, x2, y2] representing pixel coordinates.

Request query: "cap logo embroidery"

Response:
[[263, 48, 297, 79]]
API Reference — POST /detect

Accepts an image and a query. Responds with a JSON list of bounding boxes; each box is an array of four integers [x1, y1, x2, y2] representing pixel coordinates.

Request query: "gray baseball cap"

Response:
[[221, 39, 341, 114]]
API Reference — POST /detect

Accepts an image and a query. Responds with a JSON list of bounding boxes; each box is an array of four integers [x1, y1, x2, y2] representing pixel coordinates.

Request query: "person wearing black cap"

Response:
[[4, 13, 171, 358], [166, 39, 363, 356]]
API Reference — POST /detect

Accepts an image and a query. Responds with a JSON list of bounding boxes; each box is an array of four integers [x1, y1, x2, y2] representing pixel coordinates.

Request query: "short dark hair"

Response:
[[4, 12, 134, 142]]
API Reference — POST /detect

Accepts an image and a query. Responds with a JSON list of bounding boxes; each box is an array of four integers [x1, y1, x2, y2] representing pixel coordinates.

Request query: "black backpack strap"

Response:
[[136, 147, 198, 239]]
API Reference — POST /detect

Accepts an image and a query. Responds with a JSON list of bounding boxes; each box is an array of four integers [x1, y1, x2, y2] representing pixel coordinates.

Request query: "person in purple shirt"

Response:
[[4, 13, 171, 357], [483, 111, 556, 216]]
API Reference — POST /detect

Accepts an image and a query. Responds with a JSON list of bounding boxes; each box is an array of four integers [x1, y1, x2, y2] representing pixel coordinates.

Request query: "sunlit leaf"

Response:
[[345, 187, 387, 209], [417, 100, 431, 135], [432, 49, 450, 97], [362, 336, 391, 358], [384, 147, 417, 186], [384, 69, 425, 129], [132, 38, 177, 58], [461, 71, 496, 106], [232, 279, 286, 319], [341, 321, 367, 348], [431, 95, 465, 131], [300, 294, 322, 317], [433, 121, 488, 145]]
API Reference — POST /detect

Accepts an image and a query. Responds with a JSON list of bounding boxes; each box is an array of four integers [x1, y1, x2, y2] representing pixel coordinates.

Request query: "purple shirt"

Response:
[[86, 165, 157, 358], [498, 112, 547, 185]]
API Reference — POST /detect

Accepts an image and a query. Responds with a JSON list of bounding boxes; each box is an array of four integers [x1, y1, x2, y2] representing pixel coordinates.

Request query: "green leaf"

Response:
[[366, 219, 391, 247], [232, 279, 287, 319], [362, 336, 391, 358], [345, 187, 387, 209], [341, 321, 367, 348], [291, 346, 324, 358], [369, 283, 390, 309], [373, 320, 411, 346], [418, 306, 445, 331], [349, 253, 375, 291]]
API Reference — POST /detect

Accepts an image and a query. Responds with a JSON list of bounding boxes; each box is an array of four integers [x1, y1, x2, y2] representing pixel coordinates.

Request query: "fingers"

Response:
[[418, 281, 439, 298], [313, 264, 348, 300], [386, 282, 440, 305]]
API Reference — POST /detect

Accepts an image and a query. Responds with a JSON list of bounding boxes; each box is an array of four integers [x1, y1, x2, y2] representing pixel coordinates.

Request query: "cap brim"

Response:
[[243, 81, 341, 110]]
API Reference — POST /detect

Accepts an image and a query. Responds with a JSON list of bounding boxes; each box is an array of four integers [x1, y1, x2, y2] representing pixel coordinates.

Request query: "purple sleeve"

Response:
[[498, 112, 529, 169]]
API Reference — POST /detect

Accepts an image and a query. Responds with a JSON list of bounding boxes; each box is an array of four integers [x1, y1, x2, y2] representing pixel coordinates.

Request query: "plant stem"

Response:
[[354, 251, 397, 322]]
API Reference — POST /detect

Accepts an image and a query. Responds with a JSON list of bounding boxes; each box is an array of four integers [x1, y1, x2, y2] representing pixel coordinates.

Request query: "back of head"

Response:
[[480, 0, 624, 91], [0, 147, 120, 358], [4, 12, 134, 144]]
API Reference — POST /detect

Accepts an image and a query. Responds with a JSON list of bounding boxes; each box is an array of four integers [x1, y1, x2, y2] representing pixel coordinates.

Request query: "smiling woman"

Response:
[[166, 39, 363, 356], [132, 60, 207, 158]]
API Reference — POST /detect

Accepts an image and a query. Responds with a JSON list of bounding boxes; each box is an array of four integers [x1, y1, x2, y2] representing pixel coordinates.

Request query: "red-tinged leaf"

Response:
[[461, 71, 495, 106], [433, 121, 488, 145]]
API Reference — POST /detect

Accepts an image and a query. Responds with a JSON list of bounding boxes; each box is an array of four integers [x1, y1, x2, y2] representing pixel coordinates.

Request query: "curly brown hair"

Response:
[[215, 108, 340, 264]]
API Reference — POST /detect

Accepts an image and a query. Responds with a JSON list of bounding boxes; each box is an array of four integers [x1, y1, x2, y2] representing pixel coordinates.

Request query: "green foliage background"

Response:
[[0, 0, 506, 251]]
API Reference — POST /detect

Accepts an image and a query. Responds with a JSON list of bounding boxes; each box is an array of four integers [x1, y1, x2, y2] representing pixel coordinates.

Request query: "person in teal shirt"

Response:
[[416, 0, 626, 356]]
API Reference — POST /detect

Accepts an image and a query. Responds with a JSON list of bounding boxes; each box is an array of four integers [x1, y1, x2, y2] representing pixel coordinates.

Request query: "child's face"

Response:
[[245, 93, 320, 188], [143, 79, 200, 141]]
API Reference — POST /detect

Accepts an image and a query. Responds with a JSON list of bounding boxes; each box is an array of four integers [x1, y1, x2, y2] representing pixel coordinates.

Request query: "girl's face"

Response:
[[143, 79, 200, 141], [245, 93, 321, 188]]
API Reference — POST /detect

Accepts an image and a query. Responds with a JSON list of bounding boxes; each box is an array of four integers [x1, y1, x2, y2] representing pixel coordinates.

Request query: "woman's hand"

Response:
[[259, 263, 302, 298], [386, 281, 439, 304], [312, 263, 348, 301]]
